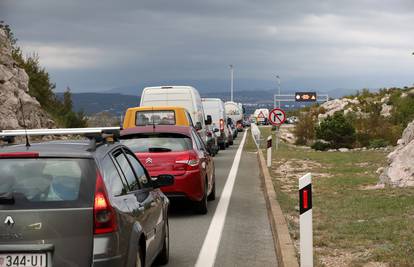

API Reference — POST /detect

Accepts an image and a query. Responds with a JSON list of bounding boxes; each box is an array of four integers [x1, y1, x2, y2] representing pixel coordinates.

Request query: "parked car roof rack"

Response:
[[0, 127, 120, 150]]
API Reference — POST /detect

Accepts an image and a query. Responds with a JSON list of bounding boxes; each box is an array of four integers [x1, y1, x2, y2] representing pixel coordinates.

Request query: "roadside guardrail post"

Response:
[[267, 136, 272, 167], [299, 173, 313, 267]]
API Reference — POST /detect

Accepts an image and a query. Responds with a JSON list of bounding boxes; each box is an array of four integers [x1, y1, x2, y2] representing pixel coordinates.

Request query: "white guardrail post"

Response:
[[266, 135, 272, 167], [299, 173, 313, 267]]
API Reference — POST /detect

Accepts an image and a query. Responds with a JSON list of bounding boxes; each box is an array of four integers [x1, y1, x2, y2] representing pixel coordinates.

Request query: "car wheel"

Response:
[[229, 140, 234, 145], [225, 142, 229, 148], [220, 143, 226, 150], [207, 173, 216, 201], [155, 220, 169, 265], [135, 247, 143, 267], [195, 180, 208, 214]]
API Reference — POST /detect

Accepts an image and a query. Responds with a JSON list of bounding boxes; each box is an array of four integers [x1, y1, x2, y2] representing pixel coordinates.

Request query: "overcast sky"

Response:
[[1, 0, 414, 93]]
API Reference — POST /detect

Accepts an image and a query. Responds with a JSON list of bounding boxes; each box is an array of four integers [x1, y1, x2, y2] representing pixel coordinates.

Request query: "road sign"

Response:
[[295, 92, 317, 102], [257, 111, 265, 118], [268, 108, 286, 126]]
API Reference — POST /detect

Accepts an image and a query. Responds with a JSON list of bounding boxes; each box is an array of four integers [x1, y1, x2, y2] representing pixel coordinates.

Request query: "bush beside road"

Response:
[[260, 126, 414, 266]]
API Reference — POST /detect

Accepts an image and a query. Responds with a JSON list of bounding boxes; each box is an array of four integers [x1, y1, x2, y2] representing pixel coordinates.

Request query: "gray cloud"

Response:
[[1, 0, 414, 93]]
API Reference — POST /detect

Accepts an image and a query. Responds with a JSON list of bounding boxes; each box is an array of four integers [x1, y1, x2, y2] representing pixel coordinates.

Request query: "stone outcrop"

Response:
[[0, 28, 54, 130], [379, 120, 414, 187], [318, 98, 360, 121]]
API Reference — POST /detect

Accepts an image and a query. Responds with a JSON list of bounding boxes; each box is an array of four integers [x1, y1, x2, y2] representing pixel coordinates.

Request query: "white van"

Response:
[[140, 85, 212, 140], [202, 98, 229, 150]]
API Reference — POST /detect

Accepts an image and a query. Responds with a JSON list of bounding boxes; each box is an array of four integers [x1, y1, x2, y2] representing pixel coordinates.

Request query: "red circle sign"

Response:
[[268, 108, 286, 126]]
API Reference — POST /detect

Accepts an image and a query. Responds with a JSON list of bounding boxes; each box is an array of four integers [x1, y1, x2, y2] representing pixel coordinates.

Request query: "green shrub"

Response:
[[311, 141, 331, 151], [294, 112, 316, 145], [369, 139, 389, 149], [315, 112, 356, 149]]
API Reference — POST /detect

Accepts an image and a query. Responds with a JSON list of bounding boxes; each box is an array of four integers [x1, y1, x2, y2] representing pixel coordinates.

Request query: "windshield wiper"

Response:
[[0, 192, 15, 204], [148, 147, 172, 153]]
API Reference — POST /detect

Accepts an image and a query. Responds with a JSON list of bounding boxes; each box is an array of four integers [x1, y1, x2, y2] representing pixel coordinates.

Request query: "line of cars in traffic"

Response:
[[0, 85, 245, 267]]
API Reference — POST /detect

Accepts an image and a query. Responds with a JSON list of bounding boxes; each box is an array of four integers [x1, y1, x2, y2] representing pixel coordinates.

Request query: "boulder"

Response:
[[318, 98, 360, 121], [380, 120, 414, 187]]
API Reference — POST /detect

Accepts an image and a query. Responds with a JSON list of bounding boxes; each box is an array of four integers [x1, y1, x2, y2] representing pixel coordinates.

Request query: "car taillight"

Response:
[[220, 119, 225, 131], [207, 131, 212, 137], [0, 152, 39, 158], [94, 171, 117, 235], [174, 153, 199, 171]]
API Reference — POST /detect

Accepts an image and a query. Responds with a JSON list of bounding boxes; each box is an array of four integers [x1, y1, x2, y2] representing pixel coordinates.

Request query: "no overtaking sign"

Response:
[[268, 108, 286, 126]]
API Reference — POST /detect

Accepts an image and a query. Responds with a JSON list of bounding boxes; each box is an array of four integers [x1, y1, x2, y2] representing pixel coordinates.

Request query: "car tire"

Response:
[[219, 143, 226, 150], [135, 247, 144, 267], [194, 181, 208, 214], [207, 173, 216, 201], [229, 140, 234, 145], [225, 142, 229, 148], [155, 220, 169, 265]]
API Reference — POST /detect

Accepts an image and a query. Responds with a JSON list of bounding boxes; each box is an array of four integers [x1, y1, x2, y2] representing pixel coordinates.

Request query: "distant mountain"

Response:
[[65, 88, 359, 116], [57, 93, 139, 116]]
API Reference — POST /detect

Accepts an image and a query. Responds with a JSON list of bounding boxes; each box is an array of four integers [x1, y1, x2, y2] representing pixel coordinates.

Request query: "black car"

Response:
[[0, 128, 173, 267]]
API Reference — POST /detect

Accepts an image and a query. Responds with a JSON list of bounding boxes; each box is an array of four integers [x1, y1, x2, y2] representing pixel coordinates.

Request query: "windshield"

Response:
[[121, 133, 193, 153]]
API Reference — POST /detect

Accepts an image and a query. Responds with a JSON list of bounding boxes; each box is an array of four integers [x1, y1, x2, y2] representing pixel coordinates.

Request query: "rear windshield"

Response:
[[136, 110, 176, 126], [121, 133, 192, 153], [0, 158, 95, 209]]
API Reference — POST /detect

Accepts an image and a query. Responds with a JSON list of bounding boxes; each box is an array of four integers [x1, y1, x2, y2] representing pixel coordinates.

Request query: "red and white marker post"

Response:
[[266, 135, 272, 167], [299, 173, 313, 267], [268, 108, 286, 151]]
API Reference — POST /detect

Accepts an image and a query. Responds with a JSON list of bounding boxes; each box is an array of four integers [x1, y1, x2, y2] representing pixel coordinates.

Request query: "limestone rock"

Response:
[[318, 98, 360, 121], [0, 28, 54, 131], [380, 120, 414, 187]]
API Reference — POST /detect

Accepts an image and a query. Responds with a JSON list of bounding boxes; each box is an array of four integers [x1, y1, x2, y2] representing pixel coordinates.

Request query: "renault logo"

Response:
[[4, 216, 14, 227], [145, 157, 153, 164]]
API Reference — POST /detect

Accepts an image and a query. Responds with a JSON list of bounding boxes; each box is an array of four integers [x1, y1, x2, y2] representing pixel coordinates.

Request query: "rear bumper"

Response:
[[161, 170, 204, 201], [93, 255, 124, 267]]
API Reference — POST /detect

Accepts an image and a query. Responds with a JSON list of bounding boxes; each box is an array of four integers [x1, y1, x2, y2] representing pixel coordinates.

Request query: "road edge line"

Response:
[[255, 132, 299, 267], [195, 130, 247, 267]]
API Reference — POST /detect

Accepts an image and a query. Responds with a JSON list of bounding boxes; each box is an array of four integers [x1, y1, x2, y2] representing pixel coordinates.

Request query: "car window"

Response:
[[192, 130, 205, 151], [186, 111, 194, 127], [121, 133, 193, 153], [0, 158, 95, 209], [101, 156, 127, 197], [113, 151, 140, 191], [124, 151, 151, 188], [136, 110, 176, 126]]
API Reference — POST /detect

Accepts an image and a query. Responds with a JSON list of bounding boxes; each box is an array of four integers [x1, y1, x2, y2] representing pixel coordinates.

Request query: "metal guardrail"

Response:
[[251, 123, 262, 148]]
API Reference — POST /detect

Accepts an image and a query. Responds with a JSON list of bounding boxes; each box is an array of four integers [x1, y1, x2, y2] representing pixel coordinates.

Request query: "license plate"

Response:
[[0, 254, 47, 267]]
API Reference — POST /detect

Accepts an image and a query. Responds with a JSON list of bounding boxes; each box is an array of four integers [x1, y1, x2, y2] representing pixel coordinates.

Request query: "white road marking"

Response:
[[195, 131, 248, 267]]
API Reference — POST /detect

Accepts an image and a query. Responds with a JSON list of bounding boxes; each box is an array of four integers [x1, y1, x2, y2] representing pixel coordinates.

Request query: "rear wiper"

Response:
[[148, 147, 172, 153], [0, 192, 15, 204]]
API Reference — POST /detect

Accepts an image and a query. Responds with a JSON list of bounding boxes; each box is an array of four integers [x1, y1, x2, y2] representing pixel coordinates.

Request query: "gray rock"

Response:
[[338, 148, 350, 152], [0, 28, 54, 131]]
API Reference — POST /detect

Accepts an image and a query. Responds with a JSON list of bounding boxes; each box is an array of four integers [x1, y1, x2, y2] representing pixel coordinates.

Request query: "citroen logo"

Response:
[[145, 157, 153, 164], [4, 216, 14, 227]]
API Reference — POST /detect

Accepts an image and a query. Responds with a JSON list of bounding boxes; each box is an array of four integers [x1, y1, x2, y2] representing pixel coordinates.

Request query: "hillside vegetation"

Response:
[[295, 87, 414, 149]]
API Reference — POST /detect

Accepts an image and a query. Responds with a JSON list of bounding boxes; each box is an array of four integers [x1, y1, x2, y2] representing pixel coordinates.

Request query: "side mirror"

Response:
[[152, 174, 174, 188], [213, 128, 219, 133], [195, 122, 202, 130], [205, 115, 212, 125]]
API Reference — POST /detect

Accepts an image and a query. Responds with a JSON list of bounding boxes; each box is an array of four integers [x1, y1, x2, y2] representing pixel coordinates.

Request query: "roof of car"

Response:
[[0, 140, 121, 159], [121, 125, 193, 137]]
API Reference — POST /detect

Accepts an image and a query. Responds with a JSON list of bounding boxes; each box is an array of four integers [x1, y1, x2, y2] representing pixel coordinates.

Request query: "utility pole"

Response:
[[230, 64, 234, 102], [276, 75, 281, 108]]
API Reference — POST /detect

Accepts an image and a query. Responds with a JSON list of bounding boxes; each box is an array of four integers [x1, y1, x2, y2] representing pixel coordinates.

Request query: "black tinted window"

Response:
[[114, 151, 140, 191], [101, 156, 127, 196], [136, 110, 176, 126], [125, 152, 150, 188]]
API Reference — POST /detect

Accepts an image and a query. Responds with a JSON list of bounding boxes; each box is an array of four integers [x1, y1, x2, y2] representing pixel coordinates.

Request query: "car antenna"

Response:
[[18, 98, 30, 147]]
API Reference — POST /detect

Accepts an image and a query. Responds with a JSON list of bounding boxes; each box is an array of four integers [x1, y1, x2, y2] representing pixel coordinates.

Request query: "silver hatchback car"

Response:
[[0, 129, 173, 267]]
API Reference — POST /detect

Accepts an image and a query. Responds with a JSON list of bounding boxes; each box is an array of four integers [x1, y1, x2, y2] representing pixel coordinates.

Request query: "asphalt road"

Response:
[[157, 131, 278, 267]]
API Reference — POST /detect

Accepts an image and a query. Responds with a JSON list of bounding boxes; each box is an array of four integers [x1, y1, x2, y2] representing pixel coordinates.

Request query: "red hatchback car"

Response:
[[120, 125, 216, 214]]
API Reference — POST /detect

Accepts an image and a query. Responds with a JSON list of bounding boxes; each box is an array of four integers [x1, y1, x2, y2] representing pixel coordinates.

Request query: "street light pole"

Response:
[[276, 75, 281, 108], [230, 64, 234, 102]]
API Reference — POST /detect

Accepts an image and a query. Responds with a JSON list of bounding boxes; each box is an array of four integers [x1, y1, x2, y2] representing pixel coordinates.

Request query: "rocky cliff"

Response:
[[379, 120, 414, 187], [0, 28, 54, 129]]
